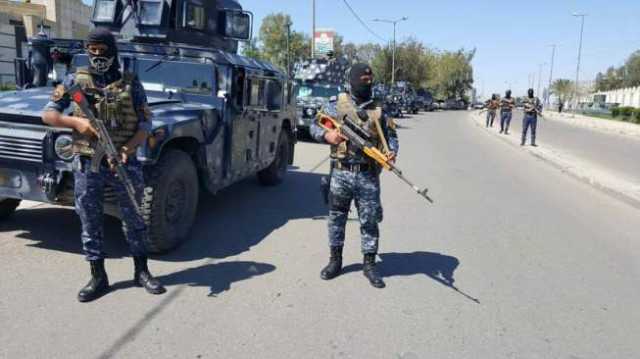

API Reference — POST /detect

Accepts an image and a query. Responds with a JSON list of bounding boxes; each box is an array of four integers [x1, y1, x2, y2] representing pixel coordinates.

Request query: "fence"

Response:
[[581, 86, 640, 107]]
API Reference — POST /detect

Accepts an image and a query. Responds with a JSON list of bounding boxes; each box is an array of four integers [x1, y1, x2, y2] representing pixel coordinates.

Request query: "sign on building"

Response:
[[314, 29, 335, 58]]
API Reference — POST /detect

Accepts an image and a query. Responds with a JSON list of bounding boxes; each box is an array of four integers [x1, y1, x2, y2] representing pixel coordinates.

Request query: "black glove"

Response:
[[356, 109, 369, 121]]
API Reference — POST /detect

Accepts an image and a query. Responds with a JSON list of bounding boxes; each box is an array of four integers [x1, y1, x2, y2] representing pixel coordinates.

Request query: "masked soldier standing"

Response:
[[521, 88, 543, 146], [310, 63, 399, 289], [499, 90, 515, 134], [42, 28, 165, 302], [485, 94, 499, 128]]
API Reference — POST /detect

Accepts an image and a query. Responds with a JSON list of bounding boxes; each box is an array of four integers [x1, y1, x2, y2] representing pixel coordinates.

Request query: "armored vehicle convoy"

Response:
[[0, 0, 297, 253], [293, 57, 348, 138]]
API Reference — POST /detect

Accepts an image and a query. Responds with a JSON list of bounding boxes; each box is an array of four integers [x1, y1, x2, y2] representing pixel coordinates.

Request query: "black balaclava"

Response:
[[86, 27, 119, 74], [506, 90, 512, 98], [528, 88, 534, 98], [349, 63, 374, 103], [491, 94, 497, 101]]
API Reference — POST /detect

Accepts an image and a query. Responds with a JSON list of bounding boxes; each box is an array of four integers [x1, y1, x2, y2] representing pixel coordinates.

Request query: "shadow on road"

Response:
[[0, 168, 328, 262], [342, 251, 479, 303], [380, 252, 480, 304], [110, 260, 276, 296]]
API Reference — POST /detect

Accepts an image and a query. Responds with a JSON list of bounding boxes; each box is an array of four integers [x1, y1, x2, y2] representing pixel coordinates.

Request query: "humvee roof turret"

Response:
[[293, 57, 349, 137], [91, 0, 252, 53]]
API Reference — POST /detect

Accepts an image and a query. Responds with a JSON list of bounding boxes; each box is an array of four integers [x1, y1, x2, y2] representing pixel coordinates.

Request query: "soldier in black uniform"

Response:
[[500, 90, 515, 134], [521, 88, 543, 146], [42, 28, 165, 302], [485, 94, 499, 127]]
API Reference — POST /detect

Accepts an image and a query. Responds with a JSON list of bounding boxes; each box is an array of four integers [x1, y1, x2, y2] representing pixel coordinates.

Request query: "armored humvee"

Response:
[[293, 56, 349, 138], [0, 0, 297, 253]]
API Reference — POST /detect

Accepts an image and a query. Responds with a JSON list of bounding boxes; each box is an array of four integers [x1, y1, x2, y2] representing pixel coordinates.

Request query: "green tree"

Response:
[[551, 79, 574, 104], [241, 38, 262, 60], [257, 13, 310, 73], [623, 50, 640, 88]]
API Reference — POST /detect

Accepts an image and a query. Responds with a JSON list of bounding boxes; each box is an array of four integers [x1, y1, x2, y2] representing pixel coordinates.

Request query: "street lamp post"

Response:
[[547, 44, 556, 106], [373, 17, 408, 85], [573, 13, 587, 111], [537, 62, 547, 101], [311, 0, 316, 58]]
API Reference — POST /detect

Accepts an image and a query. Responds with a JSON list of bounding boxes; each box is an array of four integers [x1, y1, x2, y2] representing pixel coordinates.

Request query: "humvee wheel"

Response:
[[142, 150, 199, 253], [258, 130, 291, 186], [0, 198, 20, 219]]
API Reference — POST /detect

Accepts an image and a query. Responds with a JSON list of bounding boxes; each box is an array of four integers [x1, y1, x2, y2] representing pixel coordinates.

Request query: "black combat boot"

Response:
[[133, 257, 166, 295], [363, 253, 385, 288], [320, 246, 343, 280], [78, 259, 109, 303]]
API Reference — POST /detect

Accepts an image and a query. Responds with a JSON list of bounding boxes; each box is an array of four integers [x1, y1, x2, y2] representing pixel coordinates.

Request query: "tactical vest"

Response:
[[501, 98, 514, 110], [331, 93, 384, 160], [71, 68, 139, 156], [488, 100, 499, 110], [523, 97, 540, 114]]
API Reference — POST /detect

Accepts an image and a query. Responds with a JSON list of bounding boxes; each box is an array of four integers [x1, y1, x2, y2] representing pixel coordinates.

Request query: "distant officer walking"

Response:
[[485, 94, 499, 128], [499, 90, 515, 134], [521, 88, 543, 146], [310, 63, 399, 288], [42, 28, 165, 302]]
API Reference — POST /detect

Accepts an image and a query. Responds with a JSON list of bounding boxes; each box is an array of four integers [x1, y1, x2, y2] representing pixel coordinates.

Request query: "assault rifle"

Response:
[[66, 84, 143, 217], [317, 109, 434, 204]]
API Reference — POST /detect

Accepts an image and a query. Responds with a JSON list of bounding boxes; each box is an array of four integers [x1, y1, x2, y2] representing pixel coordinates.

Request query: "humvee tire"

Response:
[[0, 198, 20, 220], [142, 150, 199, 253], [258, 130, 291, 186]]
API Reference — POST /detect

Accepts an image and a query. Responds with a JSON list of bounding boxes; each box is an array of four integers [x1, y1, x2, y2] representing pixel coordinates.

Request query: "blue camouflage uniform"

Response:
[[522, 96, 542, 145], [43, 69, 152, 261], [310, 96, 399, 254]]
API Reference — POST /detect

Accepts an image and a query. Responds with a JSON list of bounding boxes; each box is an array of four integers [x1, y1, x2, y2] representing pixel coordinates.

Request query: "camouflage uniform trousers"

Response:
[[328, 168, 383, 254], [73, 156, 148, 261], [522, 113, 538, 144], [500, 110, 513, 132]]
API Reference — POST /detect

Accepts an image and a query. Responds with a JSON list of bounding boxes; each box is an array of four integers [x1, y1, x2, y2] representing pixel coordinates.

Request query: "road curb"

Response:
[[544, 111, 640, 139], [470, 112, 640, 210]]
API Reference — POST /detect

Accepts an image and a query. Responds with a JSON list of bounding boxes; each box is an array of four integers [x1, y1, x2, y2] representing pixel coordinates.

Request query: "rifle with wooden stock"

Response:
[[317, 108, 434, 204]]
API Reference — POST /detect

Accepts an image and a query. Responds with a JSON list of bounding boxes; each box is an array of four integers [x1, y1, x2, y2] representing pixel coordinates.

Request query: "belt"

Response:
[[335, 162, 374, 173]]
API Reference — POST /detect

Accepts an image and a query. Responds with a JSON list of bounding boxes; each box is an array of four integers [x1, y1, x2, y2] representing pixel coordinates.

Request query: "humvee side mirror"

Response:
[[221, 10, 253, 41]]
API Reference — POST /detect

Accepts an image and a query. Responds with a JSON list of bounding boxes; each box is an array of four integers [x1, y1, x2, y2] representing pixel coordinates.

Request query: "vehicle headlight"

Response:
[[305, 108, 317, 117], [54, 134, 74, 161]]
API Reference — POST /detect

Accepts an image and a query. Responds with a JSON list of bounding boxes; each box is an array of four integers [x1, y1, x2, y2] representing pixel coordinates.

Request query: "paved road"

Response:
[[1, 111, 639, 359], [489, 110, 640, 183]]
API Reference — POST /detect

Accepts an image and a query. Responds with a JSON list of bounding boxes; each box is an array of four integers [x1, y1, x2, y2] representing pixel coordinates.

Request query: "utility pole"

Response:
[[573, 13, 587, 111], [547, 44, 556, 106], [311, 0, 316, 58], [373, 17, 408, 85], [286, 20, 292, 79], [537, 63, 547, 100]]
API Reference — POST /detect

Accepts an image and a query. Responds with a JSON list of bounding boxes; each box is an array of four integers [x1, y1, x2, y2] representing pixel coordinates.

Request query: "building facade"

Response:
[[0, 0, 92, 84]]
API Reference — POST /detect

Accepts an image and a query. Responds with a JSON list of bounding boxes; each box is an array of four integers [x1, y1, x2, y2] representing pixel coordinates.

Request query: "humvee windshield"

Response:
[[138, 60, 214, 95], [295, 84, 339, 99]]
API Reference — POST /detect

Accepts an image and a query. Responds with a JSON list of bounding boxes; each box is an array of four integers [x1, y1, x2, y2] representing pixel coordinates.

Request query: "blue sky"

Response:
[[243, 0, 640, 97], [83, 0, 640, 97]]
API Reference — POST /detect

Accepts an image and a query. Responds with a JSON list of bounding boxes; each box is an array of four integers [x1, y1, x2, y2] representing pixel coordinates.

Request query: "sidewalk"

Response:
[[471, 111, 640, 209], [543, 111, 640, 138]]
